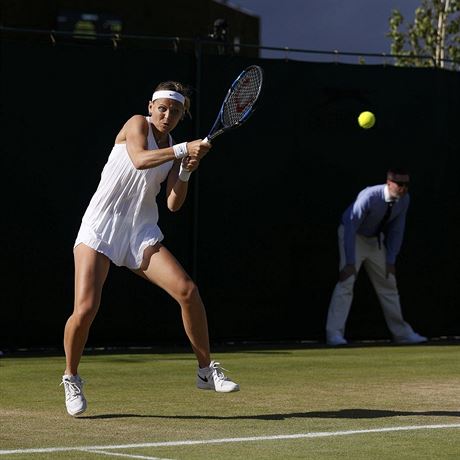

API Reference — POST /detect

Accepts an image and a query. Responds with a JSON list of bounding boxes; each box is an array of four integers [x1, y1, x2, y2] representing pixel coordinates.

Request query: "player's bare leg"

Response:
[[64, 244, 110, 375], [135, 243, 239, 392], [134, 243, 240, 393], [135, 243, 210, 367], [62, 244, 110, 415]]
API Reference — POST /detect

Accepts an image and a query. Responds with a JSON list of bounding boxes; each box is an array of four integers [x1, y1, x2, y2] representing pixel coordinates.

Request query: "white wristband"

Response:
[[178, 164, 192, 182], [173, 142, 188, 159]]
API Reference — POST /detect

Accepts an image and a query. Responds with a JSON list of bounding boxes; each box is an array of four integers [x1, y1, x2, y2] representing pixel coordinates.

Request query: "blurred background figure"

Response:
[[325, 167, 428, 346], [208, 18, 229, 55]]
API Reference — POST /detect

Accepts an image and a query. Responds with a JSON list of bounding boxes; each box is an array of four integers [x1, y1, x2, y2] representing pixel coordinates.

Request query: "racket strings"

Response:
[[223, 68, 262, 127]]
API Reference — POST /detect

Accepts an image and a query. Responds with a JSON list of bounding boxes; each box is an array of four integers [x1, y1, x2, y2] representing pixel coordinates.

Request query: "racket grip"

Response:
[[202, 136, 210, 144]]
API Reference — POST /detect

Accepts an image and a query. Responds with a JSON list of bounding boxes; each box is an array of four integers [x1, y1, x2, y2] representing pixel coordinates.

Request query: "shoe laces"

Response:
[[60, 377, 84, 401], [210, 361, 231, 382]]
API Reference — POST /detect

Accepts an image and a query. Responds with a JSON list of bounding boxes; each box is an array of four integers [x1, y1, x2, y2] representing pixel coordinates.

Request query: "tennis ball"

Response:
[[358, 111, 376, 129]]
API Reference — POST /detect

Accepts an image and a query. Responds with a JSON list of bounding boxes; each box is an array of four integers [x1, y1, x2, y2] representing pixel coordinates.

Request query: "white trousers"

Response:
[[326, 225, 414, 340]]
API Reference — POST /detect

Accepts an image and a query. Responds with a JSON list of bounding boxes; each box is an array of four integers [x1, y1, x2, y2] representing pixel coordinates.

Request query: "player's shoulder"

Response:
[[128, 114, 148, 124], [125, 115, 149, 131]]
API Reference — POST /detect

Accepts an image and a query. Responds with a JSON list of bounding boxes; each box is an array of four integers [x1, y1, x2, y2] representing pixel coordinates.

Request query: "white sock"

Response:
[[198, 365, 211, 375]]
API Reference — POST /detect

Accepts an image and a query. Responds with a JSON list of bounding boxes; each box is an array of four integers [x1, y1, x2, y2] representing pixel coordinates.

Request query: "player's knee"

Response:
[[73, 299, 99, 325], [176, 278, 199, 304]]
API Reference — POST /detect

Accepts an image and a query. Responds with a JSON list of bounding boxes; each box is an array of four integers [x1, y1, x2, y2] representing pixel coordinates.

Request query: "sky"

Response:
[[227, 0, 423, 64]]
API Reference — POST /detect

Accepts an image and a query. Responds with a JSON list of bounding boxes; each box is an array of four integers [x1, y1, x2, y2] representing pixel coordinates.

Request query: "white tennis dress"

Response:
[[74, 117, 174, 269]]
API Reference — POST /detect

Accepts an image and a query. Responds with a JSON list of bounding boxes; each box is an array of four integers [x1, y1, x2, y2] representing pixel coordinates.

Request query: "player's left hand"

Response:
[[181, 156, 201, 173]]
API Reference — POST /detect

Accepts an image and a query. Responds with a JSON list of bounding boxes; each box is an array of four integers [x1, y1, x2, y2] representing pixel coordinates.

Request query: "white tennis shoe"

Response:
[[61, 374, 87, 416], [197, 361, 240, 393]]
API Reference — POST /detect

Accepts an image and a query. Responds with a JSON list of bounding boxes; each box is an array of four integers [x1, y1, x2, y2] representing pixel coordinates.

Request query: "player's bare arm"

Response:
[[121, 115, 177, 170], [166, 160, 189, 212]]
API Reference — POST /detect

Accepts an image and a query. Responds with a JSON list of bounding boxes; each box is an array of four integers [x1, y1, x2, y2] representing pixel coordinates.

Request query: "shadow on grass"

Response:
[[80, 409, 460, 420]]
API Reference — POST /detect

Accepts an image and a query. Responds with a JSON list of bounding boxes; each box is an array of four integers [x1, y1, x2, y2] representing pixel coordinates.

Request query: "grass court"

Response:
[[1, 344, 459, 459]]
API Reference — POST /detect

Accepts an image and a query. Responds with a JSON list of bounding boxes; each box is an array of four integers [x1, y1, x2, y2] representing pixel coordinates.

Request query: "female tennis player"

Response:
[[61, 81, 239, 417]]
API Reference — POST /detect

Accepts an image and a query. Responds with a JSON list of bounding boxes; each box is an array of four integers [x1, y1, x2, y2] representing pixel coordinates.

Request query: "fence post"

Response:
[[192, 38, 203, 282]]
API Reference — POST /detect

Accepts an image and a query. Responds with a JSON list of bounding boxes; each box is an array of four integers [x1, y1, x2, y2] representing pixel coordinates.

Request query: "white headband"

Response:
[[151, 90, 185, 105]]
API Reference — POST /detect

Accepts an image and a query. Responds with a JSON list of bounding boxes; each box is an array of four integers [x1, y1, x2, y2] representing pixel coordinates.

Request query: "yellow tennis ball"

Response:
[[358, 111, 376, 129]]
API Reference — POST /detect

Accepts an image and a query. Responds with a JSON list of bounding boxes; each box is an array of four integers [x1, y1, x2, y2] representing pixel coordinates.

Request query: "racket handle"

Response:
[[202, 136, 210, 144]]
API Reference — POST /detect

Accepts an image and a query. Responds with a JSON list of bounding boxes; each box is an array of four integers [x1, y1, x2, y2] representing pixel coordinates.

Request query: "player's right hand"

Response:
[[186, 139, 211, 160]]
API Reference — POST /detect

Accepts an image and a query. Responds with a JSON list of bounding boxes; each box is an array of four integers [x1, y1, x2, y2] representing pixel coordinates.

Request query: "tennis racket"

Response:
[[203, 65, 263, 143]]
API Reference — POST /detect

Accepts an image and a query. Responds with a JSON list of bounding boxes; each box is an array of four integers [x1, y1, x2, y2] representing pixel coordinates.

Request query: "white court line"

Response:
[[81, 449, 173, 460], [1, 423, 459, 455]]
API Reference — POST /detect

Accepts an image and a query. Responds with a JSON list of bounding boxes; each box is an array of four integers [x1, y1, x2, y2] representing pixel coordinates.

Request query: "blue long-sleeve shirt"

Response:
[[341, 184, 409, 265]]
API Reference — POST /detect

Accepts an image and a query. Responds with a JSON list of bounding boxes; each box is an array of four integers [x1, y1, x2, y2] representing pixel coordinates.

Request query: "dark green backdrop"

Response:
[[1, 38, 459, 349]]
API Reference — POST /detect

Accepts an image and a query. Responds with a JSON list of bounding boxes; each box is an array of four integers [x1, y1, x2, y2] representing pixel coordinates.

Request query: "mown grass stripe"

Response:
[[1, 423, 459, 455], [81, 448, 173, 459]]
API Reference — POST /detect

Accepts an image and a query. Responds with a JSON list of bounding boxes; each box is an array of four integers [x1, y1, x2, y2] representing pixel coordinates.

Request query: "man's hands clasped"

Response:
[[339, 263, 396, 281]]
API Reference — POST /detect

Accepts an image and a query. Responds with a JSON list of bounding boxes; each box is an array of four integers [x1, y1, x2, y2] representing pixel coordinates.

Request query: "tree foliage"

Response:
[[388, 0, 460, 70]]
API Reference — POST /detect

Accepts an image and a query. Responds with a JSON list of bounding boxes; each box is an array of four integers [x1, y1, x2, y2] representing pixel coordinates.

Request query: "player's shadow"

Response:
[[80, 408, 460, 420]]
